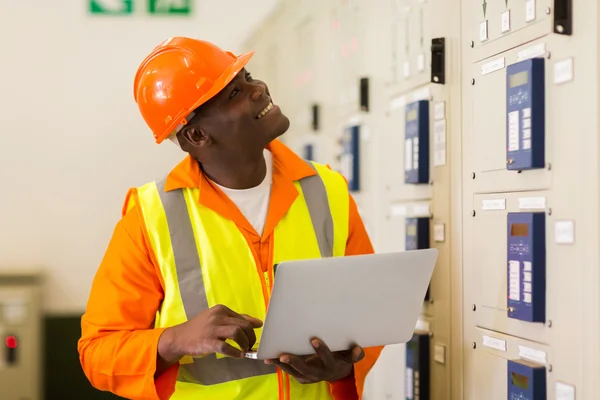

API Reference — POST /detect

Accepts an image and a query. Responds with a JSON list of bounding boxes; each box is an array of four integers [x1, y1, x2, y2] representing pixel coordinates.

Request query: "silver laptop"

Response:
[[243, 249, 438, 360]]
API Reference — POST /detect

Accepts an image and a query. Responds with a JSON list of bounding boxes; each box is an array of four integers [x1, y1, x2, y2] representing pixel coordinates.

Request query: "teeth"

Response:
[[256, 102, 274, 119]]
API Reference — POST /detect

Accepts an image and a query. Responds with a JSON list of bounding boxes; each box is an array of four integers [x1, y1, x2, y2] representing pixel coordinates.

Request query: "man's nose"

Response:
[[250, 85, 265, 101]]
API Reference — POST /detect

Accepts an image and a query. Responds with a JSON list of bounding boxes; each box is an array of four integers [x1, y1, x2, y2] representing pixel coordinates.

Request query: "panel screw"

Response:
[[547, 208, 553, 216], [547, 320, 553, 328], [548, 364, 553, 372], [547, 162, 552, 171], [470, 41, 474, 48], [472, 304, 477, 311], [472, 172, 476, 179], [546, 7, 552, 14], [429, 331, 434, 338], [472, 210, 476, 217], [546, 51, 552, 60], [472, 342, 477, 349], [471, 78, 476, 85]]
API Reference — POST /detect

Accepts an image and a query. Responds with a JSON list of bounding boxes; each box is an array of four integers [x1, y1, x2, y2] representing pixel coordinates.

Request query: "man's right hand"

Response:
[[157, 304, 263, 369]]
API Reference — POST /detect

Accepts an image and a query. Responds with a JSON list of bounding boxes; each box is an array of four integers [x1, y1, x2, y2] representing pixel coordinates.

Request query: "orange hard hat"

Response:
[[133, 37, 254, 144]]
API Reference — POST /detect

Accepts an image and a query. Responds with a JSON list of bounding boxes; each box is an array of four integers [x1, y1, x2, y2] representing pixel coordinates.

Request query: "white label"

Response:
[[406, 368, 414, 399], [509, 260, 520, 300], [501, 10, 511, 33], [482, 335, 507, 352], [525, 0, 536, 22], [339, 154, 354, 182], [413, 137, 419, 170], [417, 54, 426, 72], [518, 345, 547, 364], [434, 223, 445, 242], [556, 382, 576, 400], [554, 58, 574, 84], [518, 197, 547, 210], [390, 95, 406, 110], [517, 42, 546, 61], [555, 220, 575, 244], [391, 205, 407, 217], [405, 138, 413, 171], [390, 87, 430, 111], [433, 119, 447, 166], [347, 115, 362, 126], [2, 302, 28, 325], [482, 198, 506, 210], [404, 60, 411, 77], [480, 20, 488, 42], [434, 102, 446, 120], [434, 344, 446, 364], [412, 204, 431, 217], [361, 125, 371, 142], [481, 57, 506, 76]]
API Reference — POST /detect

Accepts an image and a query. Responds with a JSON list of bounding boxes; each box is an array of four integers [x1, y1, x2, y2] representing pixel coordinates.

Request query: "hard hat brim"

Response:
[[156, 50, 255, 144]]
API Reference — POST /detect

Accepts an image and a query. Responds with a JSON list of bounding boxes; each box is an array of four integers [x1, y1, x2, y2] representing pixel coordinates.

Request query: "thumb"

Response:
[[242, 314, 264, 328]]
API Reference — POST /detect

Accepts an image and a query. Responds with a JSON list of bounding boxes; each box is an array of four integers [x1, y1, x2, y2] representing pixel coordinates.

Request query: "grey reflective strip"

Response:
[[156, 178, 276, 386], [299, 161, 334, 258], [156, 178, 207, 319]]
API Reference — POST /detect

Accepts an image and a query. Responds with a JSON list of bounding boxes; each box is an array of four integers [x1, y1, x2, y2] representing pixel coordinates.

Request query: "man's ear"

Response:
[[180, 127, 210, 149]]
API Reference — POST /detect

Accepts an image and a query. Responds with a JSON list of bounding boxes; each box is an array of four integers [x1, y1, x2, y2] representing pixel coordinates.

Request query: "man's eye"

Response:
[[229, 88, 239, 99]]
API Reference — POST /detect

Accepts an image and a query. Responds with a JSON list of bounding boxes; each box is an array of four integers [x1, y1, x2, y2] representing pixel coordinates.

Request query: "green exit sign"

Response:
[[90, 0, 133, 14], [148, 0, 192, 15]]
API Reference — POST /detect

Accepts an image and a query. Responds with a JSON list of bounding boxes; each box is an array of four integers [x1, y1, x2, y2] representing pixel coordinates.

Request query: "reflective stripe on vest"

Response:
[[133, 160, 349, 398]]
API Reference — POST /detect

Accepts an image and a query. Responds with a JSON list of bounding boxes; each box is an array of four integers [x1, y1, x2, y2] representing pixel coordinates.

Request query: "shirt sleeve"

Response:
[[78, 202, 179, 400]]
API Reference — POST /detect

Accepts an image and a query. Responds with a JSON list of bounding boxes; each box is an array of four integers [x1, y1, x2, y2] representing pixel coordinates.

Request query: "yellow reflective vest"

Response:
[[129, 160, 351, 399]]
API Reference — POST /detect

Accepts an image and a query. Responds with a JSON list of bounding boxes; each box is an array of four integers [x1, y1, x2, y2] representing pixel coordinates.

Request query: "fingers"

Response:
[[279, 354, 321, 381], [209, 339, 243, 358], [241, 314, 264, 329], [311, 339, 337, 370], [271, 359, 311, 383], [335, 345, 365, 364]]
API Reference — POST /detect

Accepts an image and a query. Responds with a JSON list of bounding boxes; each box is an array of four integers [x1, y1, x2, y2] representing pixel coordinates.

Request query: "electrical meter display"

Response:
[[507, 359, 547, 400], [405, 100, 430, 184], [339, 125, 360, 192], [406, 332, 430, 400], [507, 212, 546, 323], [506, 57, 545, 171], [406, 218, 431, 301]]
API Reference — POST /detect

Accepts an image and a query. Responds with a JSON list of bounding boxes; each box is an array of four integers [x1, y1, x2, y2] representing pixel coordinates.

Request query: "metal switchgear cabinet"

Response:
[[0, 272, 43, 400]]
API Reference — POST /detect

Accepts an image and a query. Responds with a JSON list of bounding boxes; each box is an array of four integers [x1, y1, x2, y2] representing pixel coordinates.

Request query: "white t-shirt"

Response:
[[213, 150, 273, 236]]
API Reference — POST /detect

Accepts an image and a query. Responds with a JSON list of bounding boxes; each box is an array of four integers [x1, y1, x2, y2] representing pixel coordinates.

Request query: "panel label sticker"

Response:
[[481, 57, 506, 76], [518, 345, 547, 364], [482, 199, 506, 210], [517, 42, 546, 61], [555, 220, 575, 244], [518, 197, 547, 210], [554, 58, 574, 84], [433, 119, 447, 166], [555, 382, 576, 400], [434, 223, 445, 242], [434, 102, 446, 120], [482, 335, 507, 351]]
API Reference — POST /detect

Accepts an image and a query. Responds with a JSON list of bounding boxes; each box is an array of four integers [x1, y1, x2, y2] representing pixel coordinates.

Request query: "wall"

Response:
[[0, 0, 279, 314]]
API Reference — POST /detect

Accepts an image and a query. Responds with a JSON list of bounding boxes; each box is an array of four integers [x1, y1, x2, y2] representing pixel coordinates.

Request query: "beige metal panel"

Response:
[[471, 191, 553, 345], [464, 0, 553, 61], [465, 328, 554, 399], [0, 273, 43, 400], [470, 39, 554, 194]]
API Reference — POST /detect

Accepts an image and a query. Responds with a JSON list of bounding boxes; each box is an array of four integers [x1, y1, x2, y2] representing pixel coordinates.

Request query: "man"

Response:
[[78, 37, 382, 399]]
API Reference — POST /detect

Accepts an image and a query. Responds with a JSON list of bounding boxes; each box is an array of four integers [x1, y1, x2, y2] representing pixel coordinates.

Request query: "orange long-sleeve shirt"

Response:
[[78, 140, 381, 399]]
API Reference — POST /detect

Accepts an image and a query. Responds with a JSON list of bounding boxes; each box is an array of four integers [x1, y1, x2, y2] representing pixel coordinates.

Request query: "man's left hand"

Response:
[[265, 338, 364, 384]]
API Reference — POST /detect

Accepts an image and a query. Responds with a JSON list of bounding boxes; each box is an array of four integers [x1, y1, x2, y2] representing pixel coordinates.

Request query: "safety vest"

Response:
[[129, 160, 350, 400]]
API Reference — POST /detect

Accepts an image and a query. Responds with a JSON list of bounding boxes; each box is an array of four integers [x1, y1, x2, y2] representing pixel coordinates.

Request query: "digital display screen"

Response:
[[511, 372, 529, 390], [407, 109, 418, 122], [510, 223, 529, 237], [407, 225, 417, 236], [510, 71, 529, 88]]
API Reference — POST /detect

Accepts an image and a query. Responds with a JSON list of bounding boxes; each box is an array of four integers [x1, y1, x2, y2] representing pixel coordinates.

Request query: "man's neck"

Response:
[[198, 151, 267, 190]]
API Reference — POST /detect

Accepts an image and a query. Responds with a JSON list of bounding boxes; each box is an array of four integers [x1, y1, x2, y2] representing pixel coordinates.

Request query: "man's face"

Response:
[[181, 69, 290, 158]]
